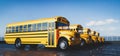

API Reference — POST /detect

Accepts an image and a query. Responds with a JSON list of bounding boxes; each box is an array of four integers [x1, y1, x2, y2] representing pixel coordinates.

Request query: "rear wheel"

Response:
[[15, 39, 24, 49], [58, 39, 69, 50]]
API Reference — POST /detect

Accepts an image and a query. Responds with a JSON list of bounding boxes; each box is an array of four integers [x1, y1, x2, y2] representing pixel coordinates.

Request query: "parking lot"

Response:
[[0, 42, 120, 56]]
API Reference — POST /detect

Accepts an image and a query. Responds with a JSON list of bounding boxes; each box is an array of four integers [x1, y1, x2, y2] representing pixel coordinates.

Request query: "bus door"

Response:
[[48, 22, 54, 46]]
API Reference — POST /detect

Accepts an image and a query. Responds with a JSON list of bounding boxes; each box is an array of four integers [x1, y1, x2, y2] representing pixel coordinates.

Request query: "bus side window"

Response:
[[19, 25, 23, 32], [12, 27, 15, 33], [32, 24, 36, 31], [23, 25, 27, 32], [37, 23, 41, 31], [9, 27, 12, 33], [16, 26, 19, 32], [28, 24, 32, 32], [42, 23, 47, 30], [6, 27, 9, 33], [52, 22, 55, 30]]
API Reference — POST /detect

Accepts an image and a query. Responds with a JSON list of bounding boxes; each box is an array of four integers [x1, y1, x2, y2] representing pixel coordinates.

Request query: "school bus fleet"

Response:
[[4, 16, 105, 50]]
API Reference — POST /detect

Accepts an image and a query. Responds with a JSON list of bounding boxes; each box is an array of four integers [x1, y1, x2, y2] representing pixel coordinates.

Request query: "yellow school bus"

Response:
[[101, 37, 105, 43], [4, 16, 81, 50], [90, 31, 98, 43], [80, 28, 93, 44], [96, 32, 102, 43], [98, 37, 102, 43], [69, 24, 85, 46]]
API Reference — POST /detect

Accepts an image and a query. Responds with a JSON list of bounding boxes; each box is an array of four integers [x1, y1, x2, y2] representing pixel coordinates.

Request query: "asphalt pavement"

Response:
[[0, 42, 120, 56]]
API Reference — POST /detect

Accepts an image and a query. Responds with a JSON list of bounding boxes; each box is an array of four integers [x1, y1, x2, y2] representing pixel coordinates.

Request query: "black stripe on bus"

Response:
[[48, 32, 50, 45], [5, 33, 48, 36], [5, 36, 47, 38], [52, 32, 54, 45]]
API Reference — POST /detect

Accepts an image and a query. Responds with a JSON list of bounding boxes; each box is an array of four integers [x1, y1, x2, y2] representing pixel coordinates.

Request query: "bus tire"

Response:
[[58, 38, 69, 50], [90, 40, 94, 44], [80, 39, 86, 46], [15, 38, 24, 49]]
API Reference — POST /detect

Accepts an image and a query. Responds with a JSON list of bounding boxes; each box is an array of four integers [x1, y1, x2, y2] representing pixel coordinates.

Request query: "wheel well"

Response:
[[58, 37, 68, 41], [16, 38, 20, 40], [15, 38, 21, 43], [81, 38, 85, 41]]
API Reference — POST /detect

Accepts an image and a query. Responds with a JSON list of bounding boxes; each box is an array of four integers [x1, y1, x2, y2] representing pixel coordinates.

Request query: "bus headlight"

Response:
[[79, 38, 82, 41], [70, 38, 75, 41], [87, 38, 90, 40], [84, 38, 89, 41]]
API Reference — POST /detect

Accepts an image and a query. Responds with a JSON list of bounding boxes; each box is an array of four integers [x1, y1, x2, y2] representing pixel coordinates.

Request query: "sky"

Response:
[[0, 0, 120, 37]]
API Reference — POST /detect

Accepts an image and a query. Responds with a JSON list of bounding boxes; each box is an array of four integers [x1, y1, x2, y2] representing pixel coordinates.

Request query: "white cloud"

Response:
[[92, 26, 119, 36], [99, 27, 117, 32], [86, 19, 118, 26], [85, 19, 120, 36]]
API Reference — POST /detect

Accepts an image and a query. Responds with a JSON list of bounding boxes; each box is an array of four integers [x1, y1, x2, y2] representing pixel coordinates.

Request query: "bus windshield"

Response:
[[75, 28, 83, 33], [56, 22, 69, 29], [56, 22, 68, 26]]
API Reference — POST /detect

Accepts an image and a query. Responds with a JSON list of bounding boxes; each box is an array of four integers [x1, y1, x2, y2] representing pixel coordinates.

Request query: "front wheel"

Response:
[[91, 40, 94, 44], [58, 39, 69, 50], [80, 39, 86, 46]]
